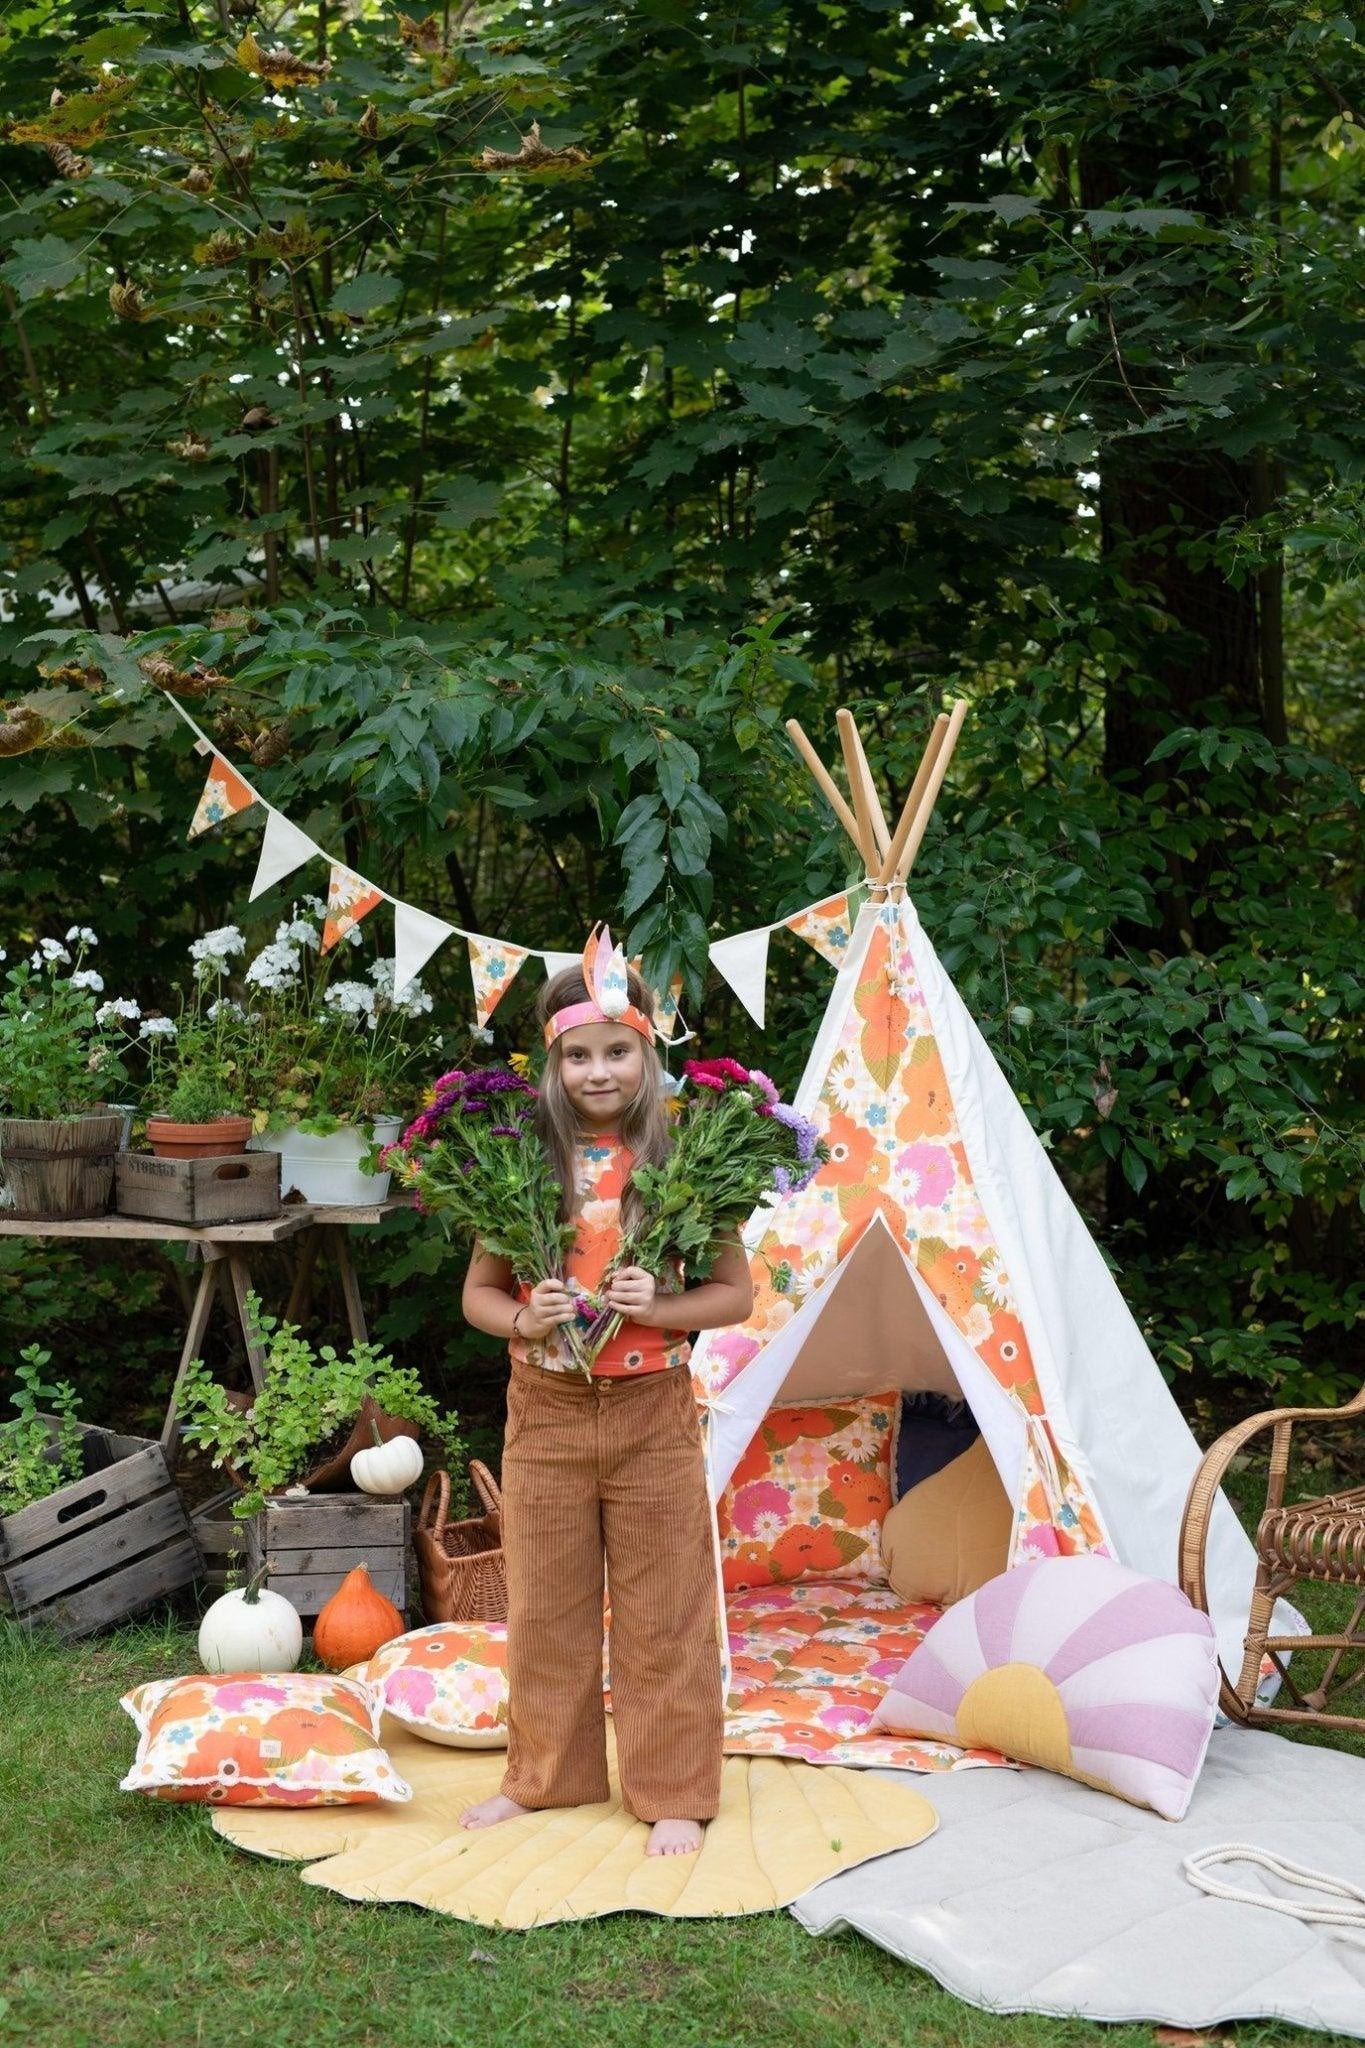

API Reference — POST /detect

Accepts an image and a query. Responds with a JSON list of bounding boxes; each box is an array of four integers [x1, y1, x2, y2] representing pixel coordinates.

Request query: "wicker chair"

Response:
[[1179, 1379, 1365, 1731]]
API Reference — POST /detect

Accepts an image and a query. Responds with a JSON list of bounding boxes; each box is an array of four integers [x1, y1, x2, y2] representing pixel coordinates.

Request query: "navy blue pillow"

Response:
[[896, 1390, 980, 1499]]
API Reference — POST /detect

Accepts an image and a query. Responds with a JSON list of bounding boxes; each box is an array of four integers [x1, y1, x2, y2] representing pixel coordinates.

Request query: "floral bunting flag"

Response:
[[651, 969, 688, 1044], [188, 755, 256, 838], [467, 934, 531, 1027], [321, 864, 385, 953], [784, 891, 854, 965]]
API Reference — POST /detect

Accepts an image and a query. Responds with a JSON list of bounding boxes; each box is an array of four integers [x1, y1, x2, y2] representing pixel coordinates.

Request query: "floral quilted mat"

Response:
[[722, 1579, 1010, 1774]]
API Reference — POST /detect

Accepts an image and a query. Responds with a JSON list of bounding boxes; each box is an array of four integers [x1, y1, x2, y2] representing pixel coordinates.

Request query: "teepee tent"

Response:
[[693, 707, 1288, 1684]]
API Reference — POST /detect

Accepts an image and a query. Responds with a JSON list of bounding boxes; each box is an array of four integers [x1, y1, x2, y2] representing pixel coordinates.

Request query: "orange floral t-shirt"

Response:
[[509, 1134, 691, 1378]]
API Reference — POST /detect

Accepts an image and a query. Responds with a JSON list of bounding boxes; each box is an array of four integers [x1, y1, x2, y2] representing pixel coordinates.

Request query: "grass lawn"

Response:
[[2, 1470, 1361, 2048]]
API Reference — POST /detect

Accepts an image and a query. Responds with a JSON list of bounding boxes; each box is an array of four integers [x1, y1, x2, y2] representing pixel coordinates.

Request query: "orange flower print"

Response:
[[261, 1707, 371, 1764], [771, 1524, 858, 1581], [921, 1245, 981, 1320], [722, 1542, 774, 1591], [821, 1460, 888, 1530], [895, 1045, 953, 1140], [825, 1111, 879, 1186], [978, 1310, 1031, 1388], [182, 1718, 261, 1782]]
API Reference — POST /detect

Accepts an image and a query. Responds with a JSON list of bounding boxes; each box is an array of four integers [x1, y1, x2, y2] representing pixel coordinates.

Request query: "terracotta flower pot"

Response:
[[222, 1394, 420, 1496], [146, 1114, 254, 1161]]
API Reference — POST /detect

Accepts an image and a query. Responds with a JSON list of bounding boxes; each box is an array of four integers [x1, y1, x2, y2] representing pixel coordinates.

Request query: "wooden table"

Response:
[[0, 1196, 417, 1458]]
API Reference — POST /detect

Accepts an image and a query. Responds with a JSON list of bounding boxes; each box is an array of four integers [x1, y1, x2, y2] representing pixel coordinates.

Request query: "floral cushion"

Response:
[[120, 1672, 412, 1807], [716, 1392, 899, 1593], [350, 1621, 510, 1748]]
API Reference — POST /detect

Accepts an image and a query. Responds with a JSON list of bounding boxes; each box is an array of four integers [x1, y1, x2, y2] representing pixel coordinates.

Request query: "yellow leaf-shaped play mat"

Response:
[[212, 1722, 937, 1927]]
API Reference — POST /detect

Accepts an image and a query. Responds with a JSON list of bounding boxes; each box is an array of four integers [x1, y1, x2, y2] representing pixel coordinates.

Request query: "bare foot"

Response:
[[459, 1793, 531, 1831], [645, 1817, 704, 1857]]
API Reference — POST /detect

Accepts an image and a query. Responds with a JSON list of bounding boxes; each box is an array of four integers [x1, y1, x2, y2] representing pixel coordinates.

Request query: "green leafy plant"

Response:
[[0, 1346, 86, 1516], [0, 933, 129, 1121], [177, 1297, 464, 1517]]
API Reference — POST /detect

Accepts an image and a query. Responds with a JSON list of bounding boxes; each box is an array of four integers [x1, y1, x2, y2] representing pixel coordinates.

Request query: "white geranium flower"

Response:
[[207, 998, 245, 1023], [65, 926, 99, 947], [35, 938, 72, 966], [397, 983, 433, 1018], [245, 940, 302, 991], [323, 980, 377, 1021], [300, 895, 329, 920], [471, 1025, 494, 1045], [139, 1016, 177, 1039], [368, 958, 396, 994], [189, 926, 246, 977], [71, 970, 104, 993], [97, 998, 142, 1024], [275, 917, 320, 952]]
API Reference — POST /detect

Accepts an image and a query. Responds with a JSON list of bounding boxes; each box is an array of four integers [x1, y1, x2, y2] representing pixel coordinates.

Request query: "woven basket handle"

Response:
[[470, 1458, 502, 1513], [418, 1468, 451, 1540]]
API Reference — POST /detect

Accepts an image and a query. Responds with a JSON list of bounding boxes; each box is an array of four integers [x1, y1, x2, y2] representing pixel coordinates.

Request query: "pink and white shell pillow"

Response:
[[873, 1555, 1220, 1819]]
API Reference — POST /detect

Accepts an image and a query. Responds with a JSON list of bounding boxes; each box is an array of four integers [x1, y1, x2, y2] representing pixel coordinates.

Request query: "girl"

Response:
[[460, 934, 753, 1857]]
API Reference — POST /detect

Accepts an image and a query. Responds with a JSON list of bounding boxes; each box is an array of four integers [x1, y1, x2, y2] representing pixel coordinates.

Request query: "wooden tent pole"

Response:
[[785, 718, 865, 857], [836, 708, 891, 865], [877, 713, 949, 886], [894, 697, 970, 881]]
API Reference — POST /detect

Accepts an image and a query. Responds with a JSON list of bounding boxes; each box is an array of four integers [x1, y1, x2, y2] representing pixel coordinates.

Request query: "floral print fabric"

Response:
[[188, 755, 255, 838], [693, 899, 1108, 1562], [717, 1393, 898, 1592], [467, 935, 531, 1028], [784, 892, 856, 965], [321, 864, 385, 953], [119, 1672, 412, 1807], [351, 1622, 510, 1748], [723, 1579, 1008, 1772]]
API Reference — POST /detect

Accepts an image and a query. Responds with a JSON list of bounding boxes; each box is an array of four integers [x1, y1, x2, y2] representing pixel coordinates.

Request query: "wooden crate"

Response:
[[191, 1486, 248, 1594], [0, 1420, 202, 1638], [116, 1150, 281, 1226], [246, 1495, 411, 1623]]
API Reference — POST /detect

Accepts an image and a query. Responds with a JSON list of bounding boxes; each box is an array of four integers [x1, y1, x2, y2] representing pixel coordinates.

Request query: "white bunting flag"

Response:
[[249, 808, 320, 901], [542, 950, 581, 980], [392, 902, 458, 999], [709, 926, 771, 1029]]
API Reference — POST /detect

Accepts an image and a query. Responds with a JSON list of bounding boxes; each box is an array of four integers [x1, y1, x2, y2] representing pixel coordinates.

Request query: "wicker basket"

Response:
[[414, 1461, 506, 1624]]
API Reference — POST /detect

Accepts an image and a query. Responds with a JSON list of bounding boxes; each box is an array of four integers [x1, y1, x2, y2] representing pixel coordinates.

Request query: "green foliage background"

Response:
[[0, 0, 1360, 1432]]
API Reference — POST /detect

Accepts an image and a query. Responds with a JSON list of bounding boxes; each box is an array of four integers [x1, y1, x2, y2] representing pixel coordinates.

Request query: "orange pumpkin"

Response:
[[312, 1565, 404, 1671]]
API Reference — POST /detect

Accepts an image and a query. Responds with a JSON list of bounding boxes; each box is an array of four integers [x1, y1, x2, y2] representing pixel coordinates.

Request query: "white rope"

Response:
[[1183, 1843, 1365, 1944]]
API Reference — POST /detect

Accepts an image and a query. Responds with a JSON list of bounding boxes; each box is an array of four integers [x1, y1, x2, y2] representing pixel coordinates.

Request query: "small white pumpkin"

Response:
[[350, 1426, 423, 1497], [198, 1563, 303, 1674]]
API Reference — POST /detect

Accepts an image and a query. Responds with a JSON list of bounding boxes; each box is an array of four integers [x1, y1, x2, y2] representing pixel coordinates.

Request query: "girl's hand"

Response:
[[518, 1279, 576, 1340], [605, 1265, 657, 1322]]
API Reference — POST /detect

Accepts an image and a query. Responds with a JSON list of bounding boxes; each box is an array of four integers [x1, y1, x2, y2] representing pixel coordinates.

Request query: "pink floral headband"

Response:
[[543, 924, 656, 1049]]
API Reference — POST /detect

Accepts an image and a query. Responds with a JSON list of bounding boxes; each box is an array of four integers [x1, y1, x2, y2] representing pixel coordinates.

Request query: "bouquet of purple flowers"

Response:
[[577, 1056, 825, 1362], [384, 1067, 589, 1368]]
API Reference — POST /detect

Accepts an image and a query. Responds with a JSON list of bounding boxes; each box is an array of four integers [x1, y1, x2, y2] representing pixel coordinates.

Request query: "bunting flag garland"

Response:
[[321, 864, 385, 953], [250, 808, 319, 902], [161, 687, 874, 1041], [784, 891, 855, 965], [188, 755, 256, 838], [467, 935, 532, 1027], [708, 927, 772, 1029], [393, 902, 459, 1001]]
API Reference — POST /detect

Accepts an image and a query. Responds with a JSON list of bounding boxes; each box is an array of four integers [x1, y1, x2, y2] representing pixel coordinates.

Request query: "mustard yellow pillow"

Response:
[[881, 1436, 1013, 1606]]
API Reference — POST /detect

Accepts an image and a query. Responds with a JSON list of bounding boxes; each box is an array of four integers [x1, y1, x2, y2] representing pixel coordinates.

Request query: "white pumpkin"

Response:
[[199, 1567, 303, 1674], [350, 1430, 423, 1496]]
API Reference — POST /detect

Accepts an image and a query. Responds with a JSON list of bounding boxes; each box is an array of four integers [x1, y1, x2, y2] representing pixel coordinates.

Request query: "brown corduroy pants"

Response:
[[499, 1356, 724, 1824]]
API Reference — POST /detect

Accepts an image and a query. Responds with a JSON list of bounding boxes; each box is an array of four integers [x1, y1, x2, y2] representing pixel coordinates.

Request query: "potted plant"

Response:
[[0, 930, 129, 1218], [239, 904, 433, 1204], [176, 1298, 464, 1518], [108, 926, 255, 1160]]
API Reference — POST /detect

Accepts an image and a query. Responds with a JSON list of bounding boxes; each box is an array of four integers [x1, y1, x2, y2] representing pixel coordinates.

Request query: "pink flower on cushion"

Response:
[[784, 1440, 830, 1487], [728, 1480, 791, 1536], [895, 1142, 955, 1207], [818, 1699, 874, 1737], [212, 1681, 290, 1711], [458, 1667, 507, 1718], [385, 1669, 438, 1715]]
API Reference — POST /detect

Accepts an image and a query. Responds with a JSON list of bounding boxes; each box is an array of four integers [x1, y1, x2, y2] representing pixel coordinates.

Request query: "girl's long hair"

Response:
[[535, 965, 672, 1234]]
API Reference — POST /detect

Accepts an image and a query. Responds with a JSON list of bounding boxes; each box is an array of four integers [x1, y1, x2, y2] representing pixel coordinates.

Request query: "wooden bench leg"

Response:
[[160, 1256, 220, 1462], [285, 1225, 322, 1324], [226, 1253, 270, 1390], [332, 1228, 370, 1348]]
